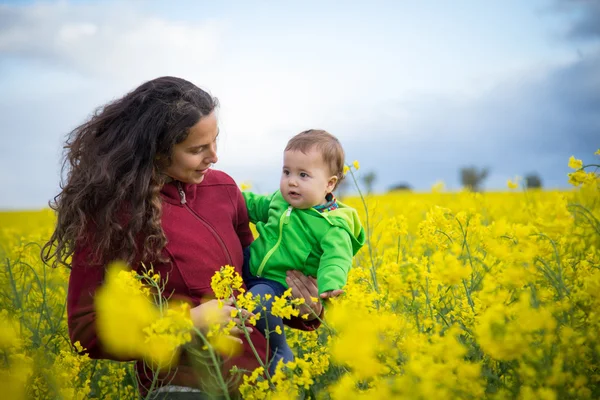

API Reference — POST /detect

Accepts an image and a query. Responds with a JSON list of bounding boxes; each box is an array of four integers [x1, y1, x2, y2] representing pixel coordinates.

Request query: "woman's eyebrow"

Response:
[[187, 130, 220, 150], [187, 144, 205, 151]]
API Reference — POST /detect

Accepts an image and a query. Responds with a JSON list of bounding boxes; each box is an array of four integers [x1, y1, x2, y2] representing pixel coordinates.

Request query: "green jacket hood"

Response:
[[317, 203, 366, 255]]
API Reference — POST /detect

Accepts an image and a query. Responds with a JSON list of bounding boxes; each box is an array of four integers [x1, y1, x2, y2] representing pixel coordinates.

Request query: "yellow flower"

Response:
[[95, 262, 193, 367], [95, 262, 159, 360], [210, 333, 243, 357], [143, 303, 194, 367], [0, 310, 20, 350], [352, 160, 360, 170], [210, 265, 243, 299], [271, 288, 300, 319], [0, 353, 33, 400], [507, 179, 519, 189], [568, 169, 596, 187], [568, 155, 583, 170], [240, 182, 252, 191], [343, 165, 350, 175], [595, 149, 600, 156]]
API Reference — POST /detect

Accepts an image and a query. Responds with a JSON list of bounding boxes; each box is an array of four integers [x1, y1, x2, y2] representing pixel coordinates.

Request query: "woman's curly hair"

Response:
[[41, 76, 218, 269]]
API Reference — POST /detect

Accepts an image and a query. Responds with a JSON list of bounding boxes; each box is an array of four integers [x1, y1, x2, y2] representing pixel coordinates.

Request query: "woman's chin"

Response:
[[179, 175, 205, 185]]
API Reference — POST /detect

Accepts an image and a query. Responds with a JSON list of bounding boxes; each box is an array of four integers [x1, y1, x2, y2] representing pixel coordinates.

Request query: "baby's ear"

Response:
[[327, 175, 338, 191]]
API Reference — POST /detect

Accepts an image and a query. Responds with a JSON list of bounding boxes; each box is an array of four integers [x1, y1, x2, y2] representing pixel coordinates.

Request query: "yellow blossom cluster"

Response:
[[95, 262, 193, 368], [210, 264, 244, 300]]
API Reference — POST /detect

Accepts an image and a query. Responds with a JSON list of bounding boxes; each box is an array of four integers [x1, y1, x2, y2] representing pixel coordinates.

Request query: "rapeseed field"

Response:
[[1, 152, 598, 399]]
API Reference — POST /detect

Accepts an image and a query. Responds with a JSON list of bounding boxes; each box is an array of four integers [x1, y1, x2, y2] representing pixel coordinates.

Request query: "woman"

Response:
[[41, 76, 323, 396]]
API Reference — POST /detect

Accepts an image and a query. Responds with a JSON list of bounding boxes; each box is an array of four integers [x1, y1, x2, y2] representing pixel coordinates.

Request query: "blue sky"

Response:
[[0, 0, 598, 209]]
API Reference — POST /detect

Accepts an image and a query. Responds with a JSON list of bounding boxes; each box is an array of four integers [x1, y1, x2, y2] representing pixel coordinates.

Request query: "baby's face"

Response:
[[280, 148, 337, 209]]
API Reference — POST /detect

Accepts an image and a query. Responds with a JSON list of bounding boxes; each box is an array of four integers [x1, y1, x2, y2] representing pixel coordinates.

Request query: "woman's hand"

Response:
[[285, 270, 344, 320], [189, 298, 255, 343], [320, 289, 345, 299]]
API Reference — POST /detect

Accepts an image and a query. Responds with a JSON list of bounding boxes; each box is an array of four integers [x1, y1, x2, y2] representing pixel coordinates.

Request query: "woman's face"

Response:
[[165, 111, 219, 184]]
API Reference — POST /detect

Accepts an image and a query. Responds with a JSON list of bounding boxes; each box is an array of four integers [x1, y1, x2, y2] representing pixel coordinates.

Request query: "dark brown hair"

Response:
[[285, 129, 346, 189], [42, 76, 218, 268]]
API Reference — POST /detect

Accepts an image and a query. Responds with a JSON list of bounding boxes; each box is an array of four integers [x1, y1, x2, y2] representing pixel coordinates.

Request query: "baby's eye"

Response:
[[283, 170, 290, 176], [300, 172, 309, 178]]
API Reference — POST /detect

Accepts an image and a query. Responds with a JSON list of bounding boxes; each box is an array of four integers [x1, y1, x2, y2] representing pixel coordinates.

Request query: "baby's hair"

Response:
[[285, 129, 345, 190]]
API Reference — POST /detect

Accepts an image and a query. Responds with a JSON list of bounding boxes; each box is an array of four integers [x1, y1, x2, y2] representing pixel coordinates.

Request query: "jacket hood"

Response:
[[318, 203, 366, 255]]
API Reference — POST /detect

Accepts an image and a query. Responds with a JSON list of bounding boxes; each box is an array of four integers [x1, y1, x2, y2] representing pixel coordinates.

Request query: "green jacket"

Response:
[[242, 190, 365, 294]]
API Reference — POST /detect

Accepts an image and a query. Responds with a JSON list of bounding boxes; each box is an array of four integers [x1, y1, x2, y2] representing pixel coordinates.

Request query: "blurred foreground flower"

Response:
[[0, 310, 20, 349], [0, 354, 33, 400], [201, 300, 243, 357], [0, 311, 33, 400], [95, 262, 193, 368]]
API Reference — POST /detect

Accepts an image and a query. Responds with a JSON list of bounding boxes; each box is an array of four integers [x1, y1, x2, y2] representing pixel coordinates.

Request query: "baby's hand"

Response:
[[320, 289, 344, 299]]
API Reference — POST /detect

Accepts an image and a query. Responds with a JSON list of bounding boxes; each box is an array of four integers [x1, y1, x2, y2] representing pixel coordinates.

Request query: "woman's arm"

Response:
[[283, 270, 325, 330], [68, 244, 135, 361]]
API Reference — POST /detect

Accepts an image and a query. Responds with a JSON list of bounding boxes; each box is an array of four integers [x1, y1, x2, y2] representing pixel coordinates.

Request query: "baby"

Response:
[[242, 129, 365, 374]]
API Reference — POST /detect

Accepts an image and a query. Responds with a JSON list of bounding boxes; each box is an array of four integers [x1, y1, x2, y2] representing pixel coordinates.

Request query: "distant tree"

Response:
[[525, 173, 542, 189], [460, 166, 489, 192], [362, 171, 377, 194], [388, 183, 413, 192]]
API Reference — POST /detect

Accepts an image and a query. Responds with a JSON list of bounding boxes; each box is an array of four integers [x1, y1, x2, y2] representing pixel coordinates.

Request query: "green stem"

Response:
[[348, 168, 379, 295], [191, 327, 232, 400], [580, 163, 600, 169], [229, 297, 275, 385]]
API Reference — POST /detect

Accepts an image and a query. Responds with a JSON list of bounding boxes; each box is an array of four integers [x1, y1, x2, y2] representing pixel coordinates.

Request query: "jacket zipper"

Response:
[[176, 181, 232, 265], [256, 205, 292, 277], [177, 182, 187, 204]]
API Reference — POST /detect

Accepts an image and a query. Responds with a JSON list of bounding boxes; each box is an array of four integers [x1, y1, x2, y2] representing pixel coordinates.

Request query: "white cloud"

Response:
[[0, 1, 361, 174], [0, 1, 223, 82]]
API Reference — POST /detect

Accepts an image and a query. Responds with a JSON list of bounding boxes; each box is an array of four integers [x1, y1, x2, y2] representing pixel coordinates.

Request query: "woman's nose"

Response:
[[205, 143, 218, 164]]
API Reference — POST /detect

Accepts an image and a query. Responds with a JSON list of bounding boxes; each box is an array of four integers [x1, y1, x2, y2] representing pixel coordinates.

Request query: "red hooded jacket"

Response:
[[67, 169, 319, 393]]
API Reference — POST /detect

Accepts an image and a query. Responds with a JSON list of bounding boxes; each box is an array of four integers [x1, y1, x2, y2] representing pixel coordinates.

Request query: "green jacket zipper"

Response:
[[256, 205, 292, 276]]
